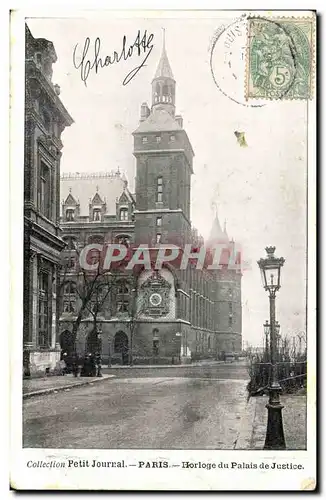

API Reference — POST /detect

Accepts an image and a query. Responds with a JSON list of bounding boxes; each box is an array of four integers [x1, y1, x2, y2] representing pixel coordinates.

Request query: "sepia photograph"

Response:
[[10, 8, 316, 490]]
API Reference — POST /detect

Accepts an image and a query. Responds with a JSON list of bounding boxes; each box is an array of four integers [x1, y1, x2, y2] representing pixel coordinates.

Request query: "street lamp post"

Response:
[[258, 246, 286, 450], [96, 328, 103, 377], [275, 321, 281, 361], [263, 320, 270, 361]]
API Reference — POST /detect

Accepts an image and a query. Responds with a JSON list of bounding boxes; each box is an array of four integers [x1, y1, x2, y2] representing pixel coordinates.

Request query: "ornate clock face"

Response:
[[149, 292, 162, 307]]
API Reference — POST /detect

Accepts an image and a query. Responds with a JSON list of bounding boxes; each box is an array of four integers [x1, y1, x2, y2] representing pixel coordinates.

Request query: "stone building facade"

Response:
[[59, 41, 242, 365], [23, 25, 73, 375]]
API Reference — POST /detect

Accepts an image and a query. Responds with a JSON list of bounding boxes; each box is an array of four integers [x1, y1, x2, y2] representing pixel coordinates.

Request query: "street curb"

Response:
[[103, 361, 234, 369], [234, 395, 257, 450], [23, 375, 115, 400]]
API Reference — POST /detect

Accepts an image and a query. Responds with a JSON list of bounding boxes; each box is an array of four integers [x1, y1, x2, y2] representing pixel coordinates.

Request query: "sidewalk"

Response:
[[236, 393, 307, 450], [23, 374, 114, 399]]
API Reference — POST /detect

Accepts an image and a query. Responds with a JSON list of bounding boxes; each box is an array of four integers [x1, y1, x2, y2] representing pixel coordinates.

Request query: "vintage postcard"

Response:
[[10, 8, 316, 491]]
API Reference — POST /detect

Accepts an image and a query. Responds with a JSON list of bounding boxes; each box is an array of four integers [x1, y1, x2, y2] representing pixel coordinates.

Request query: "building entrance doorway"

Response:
[[114, 331, 129, 365]]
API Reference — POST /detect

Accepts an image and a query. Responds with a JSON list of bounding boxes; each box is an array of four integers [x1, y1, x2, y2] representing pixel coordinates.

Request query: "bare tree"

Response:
[[59, 245, 115, 361]]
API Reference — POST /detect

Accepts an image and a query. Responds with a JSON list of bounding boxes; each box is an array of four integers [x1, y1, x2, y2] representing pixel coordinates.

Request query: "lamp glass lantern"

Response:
[[263, 320, 270, 336], [257, 246, 285, 292]]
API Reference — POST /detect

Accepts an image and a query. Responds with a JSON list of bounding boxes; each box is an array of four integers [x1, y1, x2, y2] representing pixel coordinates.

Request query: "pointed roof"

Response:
[[153, 31, 174, 80], [133, 108, 182, 134], [61, 172, 126, 217], [64, 193, 78, 205], [118, 191, 129, 203], [208, 212, 229, 244], [91, 192, 104, 205]]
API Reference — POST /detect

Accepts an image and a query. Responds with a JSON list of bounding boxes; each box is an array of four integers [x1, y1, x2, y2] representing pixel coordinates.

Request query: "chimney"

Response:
[[140, 102, 150, 122], [175, 115, 183, 128]]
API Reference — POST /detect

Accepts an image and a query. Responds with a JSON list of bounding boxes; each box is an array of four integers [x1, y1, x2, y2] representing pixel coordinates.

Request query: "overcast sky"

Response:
[[27, 14, 308, 347]]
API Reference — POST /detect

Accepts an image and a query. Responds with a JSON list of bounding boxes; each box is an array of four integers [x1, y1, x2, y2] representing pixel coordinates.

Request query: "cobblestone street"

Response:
[[23, 362, 306, 450], [23, 363, 250, 449]]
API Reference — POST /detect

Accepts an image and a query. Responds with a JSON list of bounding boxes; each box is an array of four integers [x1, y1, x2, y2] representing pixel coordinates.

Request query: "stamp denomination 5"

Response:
[[245, 16, 316, 100]]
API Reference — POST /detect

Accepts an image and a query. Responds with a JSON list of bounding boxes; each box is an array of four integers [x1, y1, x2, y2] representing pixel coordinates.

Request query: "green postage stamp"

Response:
[[246, 17, 315, 100]]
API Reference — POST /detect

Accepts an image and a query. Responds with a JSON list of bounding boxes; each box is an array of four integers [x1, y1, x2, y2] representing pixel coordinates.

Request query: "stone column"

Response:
[[24, 252, 37, 350], [51, 264, 57, 349], [30, 254, 39, 348]]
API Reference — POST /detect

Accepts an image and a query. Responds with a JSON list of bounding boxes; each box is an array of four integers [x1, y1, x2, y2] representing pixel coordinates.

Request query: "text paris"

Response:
[[73, 30, 154, 87]]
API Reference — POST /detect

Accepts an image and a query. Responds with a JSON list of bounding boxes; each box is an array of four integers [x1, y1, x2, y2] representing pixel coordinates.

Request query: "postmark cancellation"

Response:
[[245, 16, 316, 100]]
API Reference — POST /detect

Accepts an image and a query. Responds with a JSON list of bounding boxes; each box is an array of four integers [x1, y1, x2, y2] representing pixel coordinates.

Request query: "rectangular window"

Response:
[[229, 302, 233, 313], [156, 217, 162, 227], [170, 135, 175, 142], [39, 162, 50, 219], [156, 136, 161, 143], [228, 316, 233, 327], [66, 209, 75, 221], [119, 208, 128, 221], [38, 271, 49, 347], [93, 209, 101, 221], [156, 233, 162, 244], [117, 300, 129, 314], [142, 136, 148, 144], [157, 177, 163, 203]]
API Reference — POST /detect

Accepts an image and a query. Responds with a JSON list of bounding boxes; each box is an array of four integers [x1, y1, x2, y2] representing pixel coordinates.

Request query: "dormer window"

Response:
[[93, 209, 101, 221], [142, 136, 148, 144], [66, 209, 75, 222], [119, 208, 128, 221]]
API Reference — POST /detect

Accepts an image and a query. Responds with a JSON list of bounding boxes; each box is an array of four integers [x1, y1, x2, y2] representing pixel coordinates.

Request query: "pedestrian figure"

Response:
[[60, 352, 68, 375], [81, 353, 96, 377], [72, 353, 79, 377], [89, 353, 97, 377]]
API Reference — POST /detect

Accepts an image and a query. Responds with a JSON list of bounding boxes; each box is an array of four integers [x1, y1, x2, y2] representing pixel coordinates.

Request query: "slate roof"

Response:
[[154, 44, 174, 80], [133, 108, 182, 134], [60, 172, 128, 217]]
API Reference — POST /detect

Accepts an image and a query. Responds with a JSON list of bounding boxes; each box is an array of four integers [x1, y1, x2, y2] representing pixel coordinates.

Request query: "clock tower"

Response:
[[133, 36, 194, 248]]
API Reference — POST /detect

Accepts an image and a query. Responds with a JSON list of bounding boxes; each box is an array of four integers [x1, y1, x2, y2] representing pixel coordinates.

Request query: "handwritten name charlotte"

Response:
[[73, 30, 154, 86]]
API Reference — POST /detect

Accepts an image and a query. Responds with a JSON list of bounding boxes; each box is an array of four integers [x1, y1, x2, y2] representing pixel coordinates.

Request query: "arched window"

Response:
[[119, 208, 128, 221], [157, 177, 163, 203]]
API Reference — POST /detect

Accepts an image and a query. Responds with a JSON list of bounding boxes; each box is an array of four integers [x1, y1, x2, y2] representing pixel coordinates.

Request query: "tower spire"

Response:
[[152, 29, 176, 115]]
